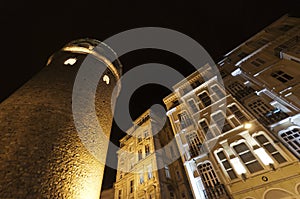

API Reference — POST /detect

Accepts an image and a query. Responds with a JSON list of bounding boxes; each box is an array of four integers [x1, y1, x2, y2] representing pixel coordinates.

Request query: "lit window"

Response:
[[178, 111, 193, 129], [186, 132, 202, 158], [165, 165, 171, 178], [64, 57, 77, 66], [147, 165, 153, 179], [254, 134, 287, 164], [118, 189, 122, 199], [233, 142, 263, 173], [187, 99, 198, 113], [212, 112, 232, 133], [198, 92, 211, 107], [138, 150, 143, 161], [145, 145, 150, 156], [216, 150, 237, 180], [197, 162, 220, 187], [228, 104, 247, 123], [228, 81, 254, 101], [211, 85, 225, 99]]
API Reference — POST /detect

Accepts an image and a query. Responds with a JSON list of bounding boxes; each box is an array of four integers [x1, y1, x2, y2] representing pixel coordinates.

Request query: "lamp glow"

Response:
[[103, 75, 110, 85], [244, 123, 252, 129], [230, 157, 247, 175], [254, 148, 274, 165]]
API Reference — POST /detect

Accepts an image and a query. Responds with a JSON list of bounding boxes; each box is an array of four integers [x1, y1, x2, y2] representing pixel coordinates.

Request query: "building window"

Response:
[[139, 171, 144, 184], [187, 99, 198, 113], [181, 192, 186, 198], [211, 85, 225, 99], [191, 79, 203, 89], [216, 150, 237, 180], [274, 35, 299, 56], [144, 130, 149, 138], [199, 119, 214, 139], [228, 104, 248, 123], [178, 111, 193, 129], [138, 149, 143, 161], [165, 165, 171, 178], [248, 99, 288, 126], [237, 52, 249, 59], [138, 135, 142, 143], [278, 24, 294, 32], [212, 112, 232, 133], [198, 91, 211, 107], [130, 180, 134, 193], [145, 145, 150, 156], [228, 81, 254, 101], [118, 189, 122, 199], [176, 170, 181, 180], [254, 134, 287, 164], [251, 58, 266, 67], [271, 70, 293, 83], [186, 132, 202, 158], [197, 162, 220, 187], [147, 165, 153, 179], [233, 142, 263, 173], [279, 127, 300, 157]]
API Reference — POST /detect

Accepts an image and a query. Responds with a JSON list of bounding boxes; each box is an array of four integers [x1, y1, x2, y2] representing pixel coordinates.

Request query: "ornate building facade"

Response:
[[114, 110, 192, 199], [163, 15, 300, 199]]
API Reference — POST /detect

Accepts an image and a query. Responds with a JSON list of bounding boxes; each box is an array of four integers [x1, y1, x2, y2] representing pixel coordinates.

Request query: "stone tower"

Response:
[[0, 39, 122, 198]]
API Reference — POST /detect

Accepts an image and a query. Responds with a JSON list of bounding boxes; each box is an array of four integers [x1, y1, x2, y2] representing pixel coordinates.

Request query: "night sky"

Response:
[[1, 0, 299, 190]]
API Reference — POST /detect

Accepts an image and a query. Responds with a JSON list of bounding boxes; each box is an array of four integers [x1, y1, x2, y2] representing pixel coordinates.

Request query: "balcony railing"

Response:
[[203, 184, 231, 199]]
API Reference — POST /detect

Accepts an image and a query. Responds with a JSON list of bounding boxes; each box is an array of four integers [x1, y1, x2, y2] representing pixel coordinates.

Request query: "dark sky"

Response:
[[1, 0, 299, 190]]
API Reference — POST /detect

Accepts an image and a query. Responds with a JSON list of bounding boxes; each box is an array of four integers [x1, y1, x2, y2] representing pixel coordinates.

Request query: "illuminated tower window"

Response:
[[233, 142, 263, 173], [254, 134, 287, 164]]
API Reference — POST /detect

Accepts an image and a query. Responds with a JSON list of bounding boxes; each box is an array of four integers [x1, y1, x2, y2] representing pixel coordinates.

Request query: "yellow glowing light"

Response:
[[103, 75, 110, 85], [64, 58, 77, 66], [254, 148, 274, 165], [244, 123, 252, 129]]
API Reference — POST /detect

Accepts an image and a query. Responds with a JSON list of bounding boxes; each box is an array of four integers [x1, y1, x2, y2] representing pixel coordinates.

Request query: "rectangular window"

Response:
[[233, 143, 263, 173], [130, 180, 134, 193], [237, 52, 249, 59], [216, 151, 237, 180], [211, 85, 225, 99], [228, 82, 254, 101], [118, 189, 122, 199], [198, 92, 211, 106], [228, 104, 247, 123], [138, 149, 143, 161], [139, 171, 144, 184], [212, 112, 232, 133], [271, 70, 293, 83], [187, 99, 198, 113], [145, 145, 150, 156], [186, 132, 202, 158], [199, 120, 213, 139], [147, 165, 153, 179], [176, 170, 181, 180], [165, 165, 171, 178], [255, 134, 287, 164], [280, 128, 300, 157], [144, 130, 149, 138]]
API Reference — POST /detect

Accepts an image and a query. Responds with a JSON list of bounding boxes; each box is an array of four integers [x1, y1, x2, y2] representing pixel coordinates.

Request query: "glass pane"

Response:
[[247, 161, 263, 173], [273, 153, 287, 164]]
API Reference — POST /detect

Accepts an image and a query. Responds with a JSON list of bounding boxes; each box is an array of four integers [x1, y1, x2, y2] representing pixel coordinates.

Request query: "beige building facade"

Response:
[[114, 110, 193, 199], [163, 15, 300, 199]]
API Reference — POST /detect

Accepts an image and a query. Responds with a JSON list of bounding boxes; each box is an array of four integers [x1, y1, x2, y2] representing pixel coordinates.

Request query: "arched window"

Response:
[[197, 162, 219, 188], [186, 132, 202, 158], [232, 142, 263, 173], [264, 188, 295, 199]]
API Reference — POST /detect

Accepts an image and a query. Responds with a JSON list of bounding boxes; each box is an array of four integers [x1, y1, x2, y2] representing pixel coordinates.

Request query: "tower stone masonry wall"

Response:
[[0, 40, 121, 199]]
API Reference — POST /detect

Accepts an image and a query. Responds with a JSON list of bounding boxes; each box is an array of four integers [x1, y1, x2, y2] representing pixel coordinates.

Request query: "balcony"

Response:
[[203, 184, 231, 199]]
